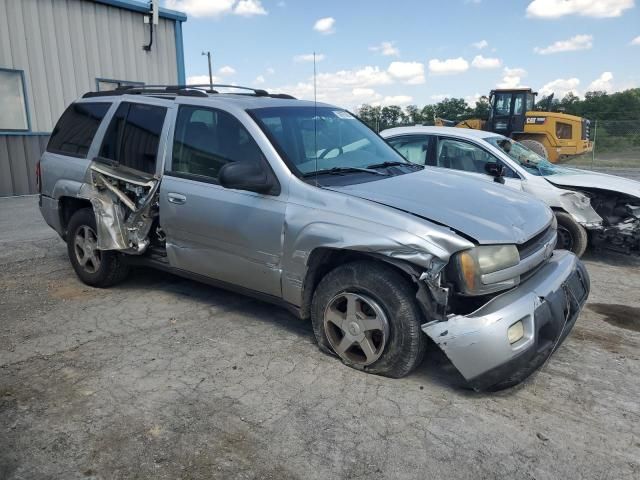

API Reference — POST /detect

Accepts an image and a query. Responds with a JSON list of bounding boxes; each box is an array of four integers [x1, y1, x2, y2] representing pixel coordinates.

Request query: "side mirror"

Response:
[[485, 162, 505, 184], [219, 161, 276, 194]]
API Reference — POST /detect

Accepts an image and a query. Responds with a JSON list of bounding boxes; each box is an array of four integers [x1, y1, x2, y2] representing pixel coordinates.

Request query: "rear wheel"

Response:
[[555, 211, 588, 257], [520, 139, 548, 159], [311, 261, 426, 378], [67, 208, 130, 287]]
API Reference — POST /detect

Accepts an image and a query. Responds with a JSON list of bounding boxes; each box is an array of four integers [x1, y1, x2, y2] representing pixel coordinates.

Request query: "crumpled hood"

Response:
[[546, 169, 640, 199], [329, 168, 552, 245]]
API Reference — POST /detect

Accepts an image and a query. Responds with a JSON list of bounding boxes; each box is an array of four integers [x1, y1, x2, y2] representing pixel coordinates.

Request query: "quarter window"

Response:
[[171, 106, 264, 181], [0, 69, 29, 131], [47, 102, 111, 157], [100, 102, 167, 174]]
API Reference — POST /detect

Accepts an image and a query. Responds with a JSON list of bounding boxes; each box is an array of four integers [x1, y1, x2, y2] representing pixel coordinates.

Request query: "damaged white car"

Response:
[[39, 86, 589, 391], [382, 126, 640, 257]]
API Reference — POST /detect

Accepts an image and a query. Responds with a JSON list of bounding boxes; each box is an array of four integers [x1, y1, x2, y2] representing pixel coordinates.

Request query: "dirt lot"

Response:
[[1, 196, 639, 480]]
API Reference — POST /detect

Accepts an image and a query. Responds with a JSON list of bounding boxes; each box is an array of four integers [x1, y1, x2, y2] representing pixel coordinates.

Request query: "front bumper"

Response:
[[423, 250, 590, 391]]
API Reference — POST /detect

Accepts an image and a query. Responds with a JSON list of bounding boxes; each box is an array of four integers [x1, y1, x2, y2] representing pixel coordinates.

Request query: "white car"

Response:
[[381, 126, 640, 257]]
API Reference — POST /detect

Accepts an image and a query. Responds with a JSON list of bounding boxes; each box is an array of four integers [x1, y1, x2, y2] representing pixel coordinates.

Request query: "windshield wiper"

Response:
[[302, 166, 388, 177], [366, 161, 423, 170]]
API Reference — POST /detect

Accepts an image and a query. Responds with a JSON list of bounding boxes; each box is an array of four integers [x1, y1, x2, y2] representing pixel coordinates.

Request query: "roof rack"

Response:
[[83, 84, 296, 100]]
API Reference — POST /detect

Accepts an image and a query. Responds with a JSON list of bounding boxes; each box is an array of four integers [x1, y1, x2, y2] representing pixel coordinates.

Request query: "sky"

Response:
[[164, 0, 640, 109]]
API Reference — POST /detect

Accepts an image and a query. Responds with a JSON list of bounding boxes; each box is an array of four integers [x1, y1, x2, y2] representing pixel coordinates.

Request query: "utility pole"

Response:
[[202, 51, 213, 90]]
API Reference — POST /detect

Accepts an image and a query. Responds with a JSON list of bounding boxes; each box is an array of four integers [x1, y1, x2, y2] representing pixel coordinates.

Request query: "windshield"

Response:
[[250, 106, 408, 176], [485, 136, 568, 176]]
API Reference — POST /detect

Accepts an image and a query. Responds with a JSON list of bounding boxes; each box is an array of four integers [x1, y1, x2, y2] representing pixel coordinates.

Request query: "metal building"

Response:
[[0, 0, 187, 196]]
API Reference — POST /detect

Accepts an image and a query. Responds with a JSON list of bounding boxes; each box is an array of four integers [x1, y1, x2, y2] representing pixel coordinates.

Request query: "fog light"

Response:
[[508, 320, 524, 344]]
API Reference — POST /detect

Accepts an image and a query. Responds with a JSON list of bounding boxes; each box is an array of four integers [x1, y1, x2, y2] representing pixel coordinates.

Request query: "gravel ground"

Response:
[[1, 196, 639, 480]]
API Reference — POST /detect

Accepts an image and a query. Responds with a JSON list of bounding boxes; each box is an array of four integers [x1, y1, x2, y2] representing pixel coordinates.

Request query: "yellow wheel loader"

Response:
[[435, 88, 593, 163]]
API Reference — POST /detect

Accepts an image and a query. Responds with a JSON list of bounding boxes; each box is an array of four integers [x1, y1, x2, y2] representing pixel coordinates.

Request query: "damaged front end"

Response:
[[421, 250, 589, 390], [79, 161, 161, 254], [582, 188, 640, 254]]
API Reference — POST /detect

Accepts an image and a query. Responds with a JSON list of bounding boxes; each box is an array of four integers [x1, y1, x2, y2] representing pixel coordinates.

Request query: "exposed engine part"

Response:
[[580, 188, 640, 254], [78, 161, 160, 254]]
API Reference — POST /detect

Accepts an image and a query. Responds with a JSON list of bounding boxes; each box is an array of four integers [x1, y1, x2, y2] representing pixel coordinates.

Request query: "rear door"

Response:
[[159, 104, 286, 297]]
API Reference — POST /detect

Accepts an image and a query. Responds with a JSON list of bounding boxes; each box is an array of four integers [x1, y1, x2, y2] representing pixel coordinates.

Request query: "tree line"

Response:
[[356, 88, 640, 132]]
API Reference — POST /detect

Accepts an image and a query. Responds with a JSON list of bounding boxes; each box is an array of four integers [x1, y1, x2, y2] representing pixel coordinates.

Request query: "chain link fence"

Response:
[[564, 119, 640, 181]]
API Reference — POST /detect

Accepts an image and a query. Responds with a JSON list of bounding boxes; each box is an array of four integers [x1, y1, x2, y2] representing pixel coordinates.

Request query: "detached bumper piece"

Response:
[[423, 250, 590, 391]]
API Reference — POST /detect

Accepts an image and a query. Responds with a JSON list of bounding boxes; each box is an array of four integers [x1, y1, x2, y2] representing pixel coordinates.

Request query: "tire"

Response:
[[555, 211, 588, 257], [66, 208, 130, 287], [520, 139, 548, 159], [311, 260, 426, 378]]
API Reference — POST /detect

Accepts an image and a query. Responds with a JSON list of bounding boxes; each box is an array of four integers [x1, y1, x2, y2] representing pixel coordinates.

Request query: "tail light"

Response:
[[36, 160, 42, 193]]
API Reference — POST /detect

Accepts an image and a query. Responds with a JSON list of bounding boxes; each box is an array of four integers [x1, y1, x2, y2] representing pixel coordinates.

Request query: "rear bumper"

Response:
[[423, 250, 589, 390]]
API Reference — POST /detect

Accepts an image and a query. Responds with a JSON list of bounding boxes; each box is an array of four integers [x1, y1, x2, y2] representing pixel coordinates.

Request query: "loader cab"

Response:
[[487, 89, 536, 137]]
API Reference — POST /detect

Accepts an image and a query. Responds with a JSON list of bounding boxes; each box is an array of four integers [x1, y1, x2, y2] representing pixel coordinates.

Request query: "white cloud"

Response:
[[313, 17, 335, 34], [294, 53, 325, 62], [539, 77, 581, 98], [352, 87, 377, 97], [471, 55, 501, 69], [254, 75, 266, 84], [472, 40, 488, 49], [218, 65, 236, 76], [631, 36, 640, 45], [534, 34, 593, 54], [271, 66, 394, 109], [428, 57, 469, 75], [234, 0, 267, 16], [430, 94, 451, 102], [587, 71, 614, 92], [383, 95, 413, 105], [526, 0, 634, 18], [187, 74, 220, 85], [370, 41, 400, 56], [387, 61, 425, 84], [497, 67, 527, 89], [266, 67, 275, 75], [465, 93, 484, 107], [165, 0, 267, 17]]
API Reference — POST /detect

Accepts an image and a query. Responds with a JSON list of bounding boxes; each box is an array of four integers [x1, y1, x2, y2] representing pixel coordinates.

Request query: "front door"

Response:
[[159, 104, 287, 297], [434, 136, 524, 191]]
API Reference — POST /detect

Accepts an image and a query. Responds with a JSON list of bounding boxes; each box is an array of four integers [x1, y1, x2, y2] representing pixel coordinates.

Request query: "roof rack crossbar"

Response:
[[82, 84, 296, 100]]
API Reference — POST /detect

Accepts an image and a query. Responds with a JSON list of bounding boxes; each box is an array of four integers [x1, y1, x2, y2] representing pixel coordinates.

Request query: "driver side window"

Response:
[[436, 137, 517, 178]]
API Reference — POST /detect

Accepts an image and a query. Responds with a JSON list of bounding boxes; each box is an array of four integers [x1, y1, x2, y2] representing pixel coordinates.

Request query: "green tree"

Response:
[[471, 96, 491, 119]]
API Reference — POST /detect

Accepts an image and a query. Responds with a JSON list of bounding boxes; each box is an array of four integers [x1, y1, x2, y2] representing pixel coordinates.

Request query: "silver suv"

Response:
[[38, 85, 590, 390]]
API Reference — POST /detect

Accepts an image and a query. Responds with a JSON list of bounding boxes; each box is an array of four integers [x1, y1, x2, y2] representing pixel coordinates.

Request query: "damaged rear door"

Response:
[[160, 104, 286, 297]]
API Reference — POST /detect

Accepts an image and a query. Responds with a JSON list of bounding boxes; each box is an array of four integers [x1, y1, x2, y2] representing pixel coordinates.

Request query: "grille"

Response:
[[517, 225, 557, 282]]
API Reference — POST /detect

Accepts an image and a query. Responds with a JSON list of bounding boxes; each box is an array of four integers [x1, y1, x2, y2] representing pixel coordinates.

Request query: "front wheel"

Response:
[[555, 211, 588, 257], [66, 208, 130, 287], [311, 261, 426, 378]]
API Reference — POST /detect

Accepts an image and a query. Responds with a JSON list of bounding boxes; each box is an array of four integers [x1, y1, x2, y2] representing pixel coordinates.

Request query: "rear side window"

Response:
[[100, 102, 167, 174], [47, 102, 111, 158]]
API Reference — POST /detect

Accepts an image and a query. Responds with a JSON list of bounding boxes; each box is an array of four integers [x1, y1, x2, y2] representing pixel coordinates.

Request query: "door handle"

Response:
[[167, 192, 187, 205]]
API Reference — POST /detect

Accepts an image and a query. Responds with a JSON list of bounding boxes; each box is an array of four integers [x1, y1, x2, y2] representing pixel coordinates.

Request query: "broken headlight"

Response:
[[452, 245, 520, 296]]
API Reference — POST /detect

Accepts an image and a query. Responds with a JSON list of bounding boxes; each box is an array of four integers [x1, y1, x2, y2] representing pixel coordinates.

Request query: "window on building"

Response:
[[96, 78, 144, 92], [100, 102, 167, 174], [556, 122, 573, 140], [47, 102, 111, 157], [0, 69, 29, 131], [171, 105, 264, 181]]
